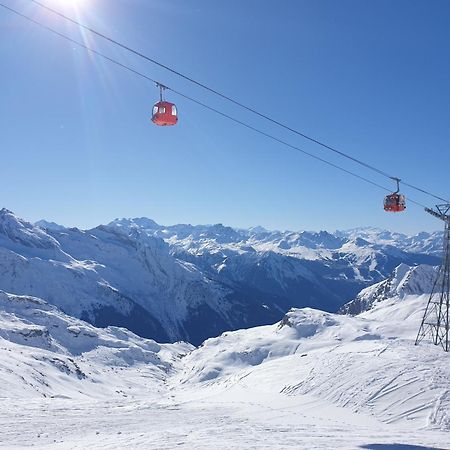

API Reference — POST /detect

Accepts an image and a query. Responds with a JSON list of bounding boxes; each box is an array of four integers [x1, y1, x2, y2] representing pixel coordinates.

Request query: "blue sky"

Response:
[[1, 0, 449, 233]]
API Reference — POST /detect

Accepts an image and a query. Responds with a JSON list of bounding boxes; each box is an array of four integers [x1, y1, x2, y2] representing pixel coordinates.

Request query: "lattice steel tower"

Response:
[[415, 204, 450, 352]]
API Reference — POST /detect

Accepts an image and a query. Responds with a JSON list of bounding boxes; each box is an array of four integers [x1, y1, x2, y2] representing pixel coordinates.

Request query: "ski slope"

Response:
[[0, 289, 449, 449]]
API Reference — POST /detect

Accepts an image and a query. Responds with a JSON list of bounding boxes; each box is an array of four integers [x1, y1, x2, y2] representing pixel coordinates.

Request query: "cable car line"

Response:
[[0, 2, 430, 211], [24, 0, 450, 204]]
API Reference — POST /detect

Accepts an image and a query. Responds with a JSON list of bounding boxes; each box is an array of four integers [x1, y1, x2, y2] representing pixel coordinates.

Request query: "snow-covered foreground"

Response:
[[0, 291, 449, 449], [1, 386, 449, 449]]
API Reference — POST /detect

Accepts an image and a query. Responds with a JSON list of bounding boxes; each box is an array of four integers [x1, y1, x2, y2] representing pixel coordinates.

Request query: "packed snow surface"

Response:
[[0, 289, 449, 449]]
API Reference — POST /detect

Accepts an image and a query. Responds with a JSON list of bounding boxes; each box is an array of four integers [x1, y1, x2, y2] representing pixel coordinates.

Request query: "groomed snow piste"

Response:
[[0, 285, 449, 449]]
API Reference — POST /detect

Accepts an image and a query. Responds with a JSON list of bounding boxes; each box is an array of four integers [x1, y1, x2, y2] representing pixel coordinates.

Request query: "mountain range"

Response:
[[0, 208, 442, 344]]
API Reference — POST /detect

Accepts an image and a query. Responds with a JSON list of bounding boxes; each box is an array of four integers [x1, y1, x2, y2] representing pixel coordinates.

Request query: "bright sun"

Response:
[[54, 0, 85, 6], [54, 0, 87, 11]]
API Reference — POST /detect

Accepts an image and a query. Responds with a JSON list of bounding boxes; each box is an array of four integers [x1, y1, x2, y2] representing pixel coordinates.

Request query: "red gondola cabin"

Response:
[[384, 193, 406, 212], [152, 101, 178, 126]]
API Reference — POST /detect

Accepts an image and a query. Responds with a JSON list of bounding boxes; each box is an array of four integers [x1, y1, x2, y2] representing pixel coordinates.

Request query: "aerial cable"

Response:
[[25, 0, 450, 204], [0, 3, 429, 210], [400, 181, 448, 203]]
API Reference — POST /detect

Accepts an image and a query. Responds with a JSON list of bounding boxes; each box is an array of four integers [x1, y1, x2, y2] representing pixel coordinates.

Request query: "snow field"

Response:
[[0, 287, 449, 448]]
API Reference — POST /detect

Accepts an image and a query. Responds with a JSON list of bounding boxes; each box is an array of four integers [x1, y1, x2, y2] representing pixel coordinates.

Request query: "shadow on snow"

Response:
[[360, 444, 447, 450]]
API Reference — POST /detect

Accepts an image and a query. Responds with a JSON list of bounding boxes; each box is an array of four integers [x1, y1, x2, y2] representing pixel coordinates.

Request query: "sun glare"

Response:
[[46, 0, 86, 14], [53, 0, 85, 7]]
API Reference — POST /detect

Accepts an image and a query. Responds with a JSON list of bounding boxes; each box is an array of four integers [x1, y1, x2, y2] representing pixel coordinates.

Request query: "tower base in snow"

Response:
[[415, 204, 450, 352]]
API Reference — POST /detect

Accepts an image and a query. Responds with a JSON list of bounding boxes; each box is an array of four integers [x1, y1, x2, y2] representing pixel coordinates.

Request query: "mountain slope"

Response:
[[0, 288, 449, 448], [174, 294, 450, 433], [0, 290, 192, 400], [340, 263, 438, 315]]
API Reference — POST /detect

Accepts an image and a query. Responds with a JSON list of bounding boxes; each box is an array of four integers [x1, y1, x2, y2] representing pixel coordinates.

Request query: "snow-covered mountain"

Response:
[[340, 263, 439, 315], [176, 296, 450, 430], [109, 216, 441, 325], [0, 287, 449, 448], [337, 226, 445, 256], [1, 209, 262, 345], [0, 290, 192, 400], [0, 208, 443, 344]]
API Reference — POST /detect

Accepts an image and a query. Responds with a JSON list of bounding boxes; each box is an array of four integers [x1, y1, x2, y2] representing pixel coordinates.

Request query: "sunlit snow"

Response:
[[0, 288, 449, 449]]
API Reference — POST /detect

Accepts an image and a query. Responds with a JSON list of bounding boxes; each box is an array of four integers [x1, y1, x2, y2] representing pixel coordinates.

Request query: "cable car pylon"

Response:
[[415, 203, 450, 352]]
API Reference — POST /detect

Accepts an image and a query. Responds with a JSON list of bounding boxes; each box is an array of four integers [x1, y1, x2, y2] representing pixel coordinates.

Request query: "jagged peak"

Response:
[[0, 208, 60, 251], [109, 217, 161, 229], [340, 263, 439, 315], [35, 219, 66, 231]]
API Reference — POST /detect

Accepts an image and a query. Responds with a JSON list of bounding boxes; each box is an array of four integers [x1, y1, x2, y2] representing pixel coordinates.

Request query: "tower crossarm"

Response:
[[425, 205, 450, 223]]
